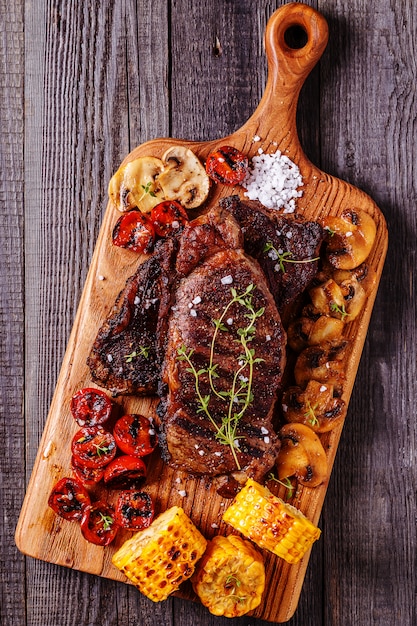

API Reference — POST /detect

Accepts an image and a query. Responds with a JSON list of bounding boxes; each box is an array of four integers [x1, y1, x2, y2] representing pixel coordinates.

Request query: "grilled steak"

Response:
[[220, 195, 325, 312], [158, 208, 286, 479], [87, 237, 178, 396]]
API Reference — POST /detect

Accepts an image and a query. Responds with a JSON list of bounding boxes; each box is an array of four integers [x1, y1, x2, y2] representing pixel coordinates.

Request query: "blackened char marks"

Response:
[[220, 196, 325, 312], [87, 238, 178, 396]]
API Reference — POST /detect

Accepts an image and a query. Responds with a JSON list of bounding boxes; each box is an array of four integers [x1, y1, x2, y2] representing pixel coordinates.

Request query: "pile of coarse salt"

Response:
[[243, 149, 303, 213]]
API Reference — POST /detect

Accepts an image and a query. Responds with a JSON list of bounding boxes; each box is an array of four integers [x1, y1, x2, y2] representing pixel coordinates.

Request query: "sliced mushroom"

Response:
[[321, 209, 377, 269], [276, 423, 328, 487], [158, 146, 210, 209], [294, 341, 348, 395], [108, 156, 165, 213], [282, 380, 346, 433], [309, 279, 345, 316], [287, 311, 345, 352]]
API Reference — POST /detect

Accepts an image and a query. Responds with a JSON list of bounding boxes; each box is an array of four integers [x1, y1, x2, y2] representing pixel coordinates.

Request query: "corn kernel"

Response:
[[222, 478, 320, 564], [192, 534, 265, 617], [112, 506, 207, 602]]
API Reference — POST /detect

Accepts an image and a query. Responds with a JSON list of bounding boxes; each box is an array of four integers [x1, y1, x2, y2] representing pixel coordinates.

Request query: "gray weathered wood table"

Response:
[[1, 1, 415, 624]]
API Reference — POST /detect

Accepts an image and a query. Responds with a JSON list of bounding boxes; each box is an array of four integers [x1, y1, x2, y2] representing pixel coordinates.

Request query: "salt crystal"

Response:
[[98, 275, 105, 281], [192, 296, 202, 305], [243, 149, 303, 212], [261, 426, 269, 434], [107, 354, 113, 362], [226, 317, 233, 325], [266, 334, 271, 341], [264, 436, 270, 444], [211, 523, 219, 529], [221, 275, 233, 285], [320, 385, 327, 392], [178, 490, 187, 497], [190, 309, 197, 317]]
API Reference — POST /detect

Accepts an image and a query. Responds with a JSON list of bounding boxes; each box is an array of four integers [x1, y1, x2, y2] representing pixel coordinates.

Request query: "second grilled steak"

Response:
[[220, 195, 325, 312]]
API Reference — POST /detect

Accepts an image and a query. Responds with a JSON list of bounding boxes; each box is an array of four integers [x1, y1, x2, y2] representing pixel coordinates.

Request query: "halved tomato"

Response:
[[48, 477, 91, 521], [71, 455, 105, 486], [112, 210, 155, 253], [113, 414, 157, 457], [103, 455, 147, 488], [150, 200, 189, 237], [114, 490, 154, 530], [70, 387, 113, 427], [71, 426, 117, 469], [80, 501, 119, 546], [205, 145, 248, 185]]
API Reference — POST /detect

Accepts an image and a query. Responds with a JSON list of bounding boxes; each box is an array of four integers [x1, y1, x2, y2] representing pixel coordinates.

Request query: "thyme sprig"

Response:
[[304, 400, 319, 426], [268, 473, 295, 500], [330, 301, 350, 321], [177, 284, 265, 470], [93, 440, 112, 457], [125, 345, 150, 362], [263, 241, 319, 273], [224, 575, 245, 603], [98, 512, 115, 531], [138, 180, 157, 202]]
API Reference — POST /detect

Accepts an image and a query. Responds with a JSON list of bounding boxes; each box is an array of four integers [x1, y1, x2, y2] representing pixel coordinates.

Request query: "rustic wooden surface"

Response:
[[1, 0, 415, 625]]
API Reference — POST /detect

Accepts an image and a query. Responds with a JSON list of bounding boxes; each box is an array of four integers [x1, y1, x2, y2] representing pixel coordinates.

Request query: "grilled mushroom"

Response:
[[287, 310, 345, 352], [158, 146, 210, 209], [321, 209, 376, 269], [294, 341, 348, 395], [276, 423, 328, 487], [282, 380, 346, 433], [108, 156, 165, 213]]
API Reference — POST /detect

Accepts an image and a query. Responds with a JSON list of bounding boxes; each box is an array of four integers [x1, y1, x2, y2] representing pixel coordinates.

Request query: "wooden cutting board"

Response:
[[16, 3, 388, 622]]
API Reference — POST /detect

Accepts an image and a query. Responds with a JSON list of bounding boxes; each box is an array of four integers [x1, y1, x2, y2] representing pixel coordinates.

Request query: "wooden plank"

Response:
[[16, 4, 388, 623], [318, 1, 417, 624], [0, 1, 26, 625], [21, 1, 172, 625]]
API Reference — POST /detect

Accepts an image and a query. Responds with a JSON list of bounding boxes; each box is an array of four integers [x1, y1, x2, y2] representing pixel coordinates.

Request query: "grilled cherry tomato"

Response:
[[114, 490, 154, 530], [71, 455, 105, 486], [112, 210, 155, 253], [113, 414, 157, 457], [205, 145, 248, 185], [70, 387, 113, 427], [103, 455, 147, 488], [71, 426, 117, 469], [150, 200, 189, 237], [48, 477, 91, 521], [80, 501, 119, 546]]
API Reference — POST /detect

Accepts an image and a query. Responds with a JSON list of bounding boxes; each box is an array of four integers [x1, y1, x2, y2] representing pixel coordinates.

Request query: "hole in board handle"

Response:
[[284, 24, 308, 50]]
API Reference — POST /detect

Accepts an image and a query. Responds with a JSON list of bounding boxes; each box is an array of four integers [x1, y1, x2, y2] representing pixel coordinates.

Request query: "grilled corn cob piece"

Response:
[[222, 478, 321, 564], [192, 535, 265, 617], [112, 506, 207, 602]]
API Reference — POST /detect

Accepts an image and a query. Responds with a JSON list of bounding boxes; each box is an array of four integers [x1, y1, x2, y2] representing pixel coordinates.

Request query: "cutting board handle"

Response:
[[243, 3, 328, 146]]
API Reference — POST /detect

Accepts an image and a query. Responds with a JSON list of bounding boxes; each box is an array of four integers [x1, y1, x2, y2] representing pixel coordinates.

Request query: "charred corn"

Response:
[[192, 535, 265, 618], [112, 506, 207, 602], [222, 478, 321, 564]]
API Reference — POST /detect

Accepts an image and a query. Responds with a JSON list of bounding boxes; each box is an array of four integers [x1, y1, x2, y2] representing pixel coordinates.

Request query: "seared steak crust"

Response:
[[87, 238, 178, 396], [220, 196, 324, 311], [159, 213, 286, 479]]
